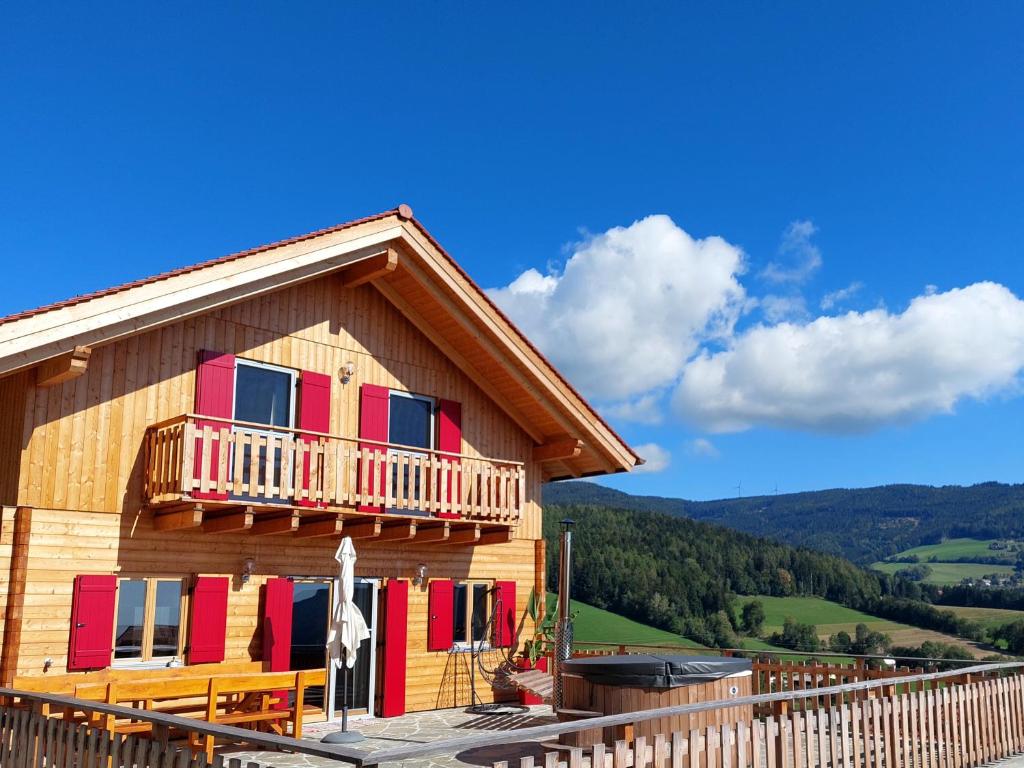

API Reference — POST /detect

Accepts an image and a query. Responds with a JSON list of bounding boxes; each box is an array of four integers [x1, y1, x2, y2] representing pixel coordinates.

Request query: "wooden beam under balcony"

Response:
[[295, 515, 344, 539], [36, 346, 91, 387], [251, 512, 300, 536], [446, 524, 481, 546], [377, 520, 417, 542], [533, 438, 583, 463], [479, 527, 513, 546], [202, 509, 254, 534], [341, 248, 398, 288], [415, 522, 450, 544], [153, 505, 204, 531], [344, 518, 383, 539]]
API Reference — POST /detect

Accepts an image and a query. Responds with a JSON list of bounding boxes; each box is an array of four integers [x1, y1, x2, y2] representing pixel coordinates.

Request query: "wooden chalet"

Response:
[[0, 204, 638, 724]]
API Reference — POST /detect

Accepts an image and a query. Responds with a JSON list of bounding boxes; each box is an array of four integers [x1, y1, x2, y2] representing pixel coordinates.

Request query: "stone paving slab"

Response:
[[225, 705, 558, 768]]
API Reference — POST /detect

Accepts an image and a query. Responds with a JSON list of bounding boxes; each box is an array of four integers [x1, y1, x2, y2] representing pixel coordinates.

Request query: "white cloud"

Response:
[[488, 215, 747, 400], [820, 281, 864, 311], [687, 438, 720, 458], [632, 442, 671, 473], [760, 220, 823, 284], [759, 294, 809, 323], [673, 282, 1024, 433], [603, 393, 664, 425]]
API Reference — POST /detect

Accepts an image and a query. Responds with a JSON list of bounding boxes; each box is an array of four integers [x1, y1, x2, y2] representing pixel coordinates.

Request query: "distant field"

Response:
[[884, 538, 1011, 563], [940, 605, 1024, 632], [737, 595, 993, 658], [870, 561, 1016, 585]]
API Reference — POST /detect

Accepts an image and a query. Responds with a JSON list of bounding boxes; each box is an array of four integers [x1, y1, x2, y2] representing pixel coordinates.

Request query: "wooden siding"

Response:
[[12, 507, 538, 712], [11, 275, 542, 540], [0, 373, 28, 506]]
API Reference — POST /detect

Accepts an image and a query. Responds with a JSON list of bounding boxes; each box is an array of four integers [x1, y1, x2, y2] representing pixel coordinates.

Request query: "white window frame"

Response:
[[230, 359, 298, 502], [451, 580, 492, 651], [111, 577, 187, 669], [386, 390, 435, 514], [232, 358, 298, 429]]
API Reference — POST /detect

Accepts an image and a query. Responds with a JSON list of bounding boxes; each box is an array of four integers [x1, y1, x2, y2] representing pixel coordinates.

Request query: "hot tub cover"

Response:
[[561, 655, 752, 688]]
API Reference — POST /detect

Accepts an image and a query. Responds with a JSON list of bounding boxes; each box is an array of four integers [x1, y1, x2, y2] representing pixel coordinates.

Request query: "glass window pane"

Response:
[[151, 581, 182, 657], [114, 580, 146, 660], [452, 584, 468, 644], [388, 396, 432, 448], [234, 364, 293, 428], [471, 584, 489, 642]]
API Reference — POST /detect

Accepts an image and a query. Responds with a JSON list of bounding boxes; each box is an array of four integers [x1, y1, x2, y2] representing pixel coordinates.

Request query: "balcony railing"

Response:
[[143, 414, 524, 524]]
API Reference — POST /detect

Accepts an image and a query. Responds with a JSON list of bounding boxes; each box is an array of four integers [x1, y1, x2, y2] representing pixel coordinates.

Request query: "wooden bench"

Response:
[[20, 668, 326, 759], [11, 660, 262, 694]]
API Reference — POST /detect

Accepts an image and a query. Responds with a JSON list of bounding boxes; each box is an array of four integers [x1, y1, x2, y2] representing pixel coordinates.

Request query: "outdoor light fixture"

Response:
[[338, 361, 355, 384], [412, 563, 428, 586], [241, 557, 256, 583]]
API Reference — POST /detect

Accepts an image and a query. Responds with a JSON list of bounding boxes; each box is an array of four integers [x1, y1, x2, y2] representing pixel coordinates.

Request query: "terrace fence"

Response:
[[2, 662, 1023, 768]]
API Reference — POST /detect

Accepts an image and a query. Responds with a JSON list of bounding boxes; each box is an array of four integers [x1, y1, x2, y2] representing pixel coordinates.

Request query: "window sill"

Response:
[[451, 642, 493, 653], [111, 658, 183, 670]]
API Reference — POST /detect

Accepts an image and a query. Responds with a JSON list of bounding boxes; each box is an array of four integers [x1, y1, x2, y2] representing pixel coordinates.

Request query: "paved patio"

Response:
[[226, 705, 559, 768]]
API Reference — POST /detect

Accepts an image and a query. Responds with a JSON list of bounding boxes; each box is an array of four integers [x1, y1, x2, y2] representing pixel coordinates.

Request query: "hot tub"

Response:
[[558, 655, 753, 746]]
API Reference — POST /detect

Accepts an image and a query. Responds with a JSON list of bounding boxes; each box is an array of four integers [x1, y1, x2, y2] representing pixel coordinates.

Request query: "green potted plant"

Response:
[[517, 588, 565, 704]]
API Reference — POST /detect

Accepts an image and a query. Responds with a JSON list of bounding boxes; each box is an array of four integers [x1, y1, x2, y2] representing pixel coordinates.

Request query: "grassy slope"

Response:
[[870, 561, 1016, 584], [881, 538, 1009, 562], [737, 595, 993, 658], [940, 605, 1024, 631], [545, 593, 703, 647], [869, 537, 1018, 585]]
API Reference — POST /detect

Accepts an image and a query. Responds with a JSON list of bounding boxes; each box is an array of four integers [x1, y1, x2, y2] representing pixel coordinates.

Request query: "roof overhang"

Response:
[[0, 208, 639, 478]]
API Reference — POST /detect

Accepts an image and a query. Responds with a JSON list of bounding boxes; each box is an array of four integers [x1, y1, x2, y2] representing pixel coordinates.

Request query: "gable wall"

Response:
[[12, 275, 541, 539]]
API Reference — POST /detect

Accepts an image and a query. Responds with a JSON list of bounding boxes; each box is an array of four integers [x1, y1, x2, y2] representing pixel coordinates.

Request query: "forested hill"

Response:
[[543, 481, 1024, 564], [542, 503, 884, 636]]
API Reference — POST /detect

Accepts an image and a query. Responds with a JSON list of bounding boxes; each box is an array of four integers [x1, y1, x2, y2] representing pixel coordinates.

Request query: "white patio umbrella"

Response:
[[322, 536, 370, 744]]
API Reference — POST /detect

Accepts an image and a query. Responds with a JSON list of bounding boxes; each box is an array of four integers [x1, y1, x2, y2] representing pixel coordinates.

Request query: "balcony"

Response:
[[143, 415, 524, 540]]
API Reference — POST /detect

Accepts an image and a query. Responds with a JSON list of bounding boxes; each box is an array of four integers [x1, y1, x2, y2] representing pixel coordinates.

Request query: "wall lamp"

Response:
[[241, 557, 257, 584], [338, 361, 356, 385], [412, 563, 428, 587]]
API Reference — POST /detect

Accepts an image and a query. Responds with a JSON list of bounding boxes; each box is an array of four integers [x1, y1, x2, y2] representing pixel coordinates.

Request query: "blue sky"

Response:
[[2, 3, 1022, 500]]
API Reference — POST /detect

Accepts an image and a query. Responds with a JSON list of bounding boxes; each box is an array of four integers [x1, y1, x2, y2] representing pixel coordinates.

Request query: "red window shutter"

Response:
[[188, 577, 229, 664], [262, 578, 294, 671], [436, 399, 462, 519], [68, 575, 117, 671], [358, 384, 389, 513], [427, 579, 454, 651], [493, 580, 516, 648], [262, 578, 294, 711], [193, 350, 235, 501], [381, 579, 408, 717], [297, 370, 331, 508]]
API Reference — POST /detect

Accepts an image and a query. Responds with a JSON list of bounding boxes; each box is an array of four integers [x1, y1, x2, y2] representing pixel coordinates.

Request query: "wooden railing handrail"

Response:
[[0, 686, 366, 764], [360, 661, 1024, 765], [147, 413, 526, 467], [566, 640, 1006, 667]]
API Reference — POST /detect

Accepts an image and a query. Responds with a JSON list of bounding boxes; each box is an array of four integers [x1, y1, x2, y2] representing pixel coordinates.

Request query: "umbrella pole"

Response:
[[342, 648, 349, 732], [320, 649, 366, 743]]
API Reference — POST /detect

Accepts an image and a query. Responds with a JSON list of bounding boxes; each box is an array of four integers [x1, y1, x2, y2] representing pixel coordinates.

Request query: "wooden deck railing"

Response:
[[342, 661, 1024, 766], [491, 666, 1024, 768], [548, 643, 985, 717], [0, 685, 365, 768], [144, 414, 524, 523]]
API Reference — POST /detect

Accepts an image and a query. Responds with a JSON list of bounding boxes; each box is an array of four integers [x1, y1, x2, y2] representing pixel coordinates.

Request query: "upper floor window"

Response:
[[234, 359, 295, 428], [114, 577, 185, 663], [388, 391, 434, 449]]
